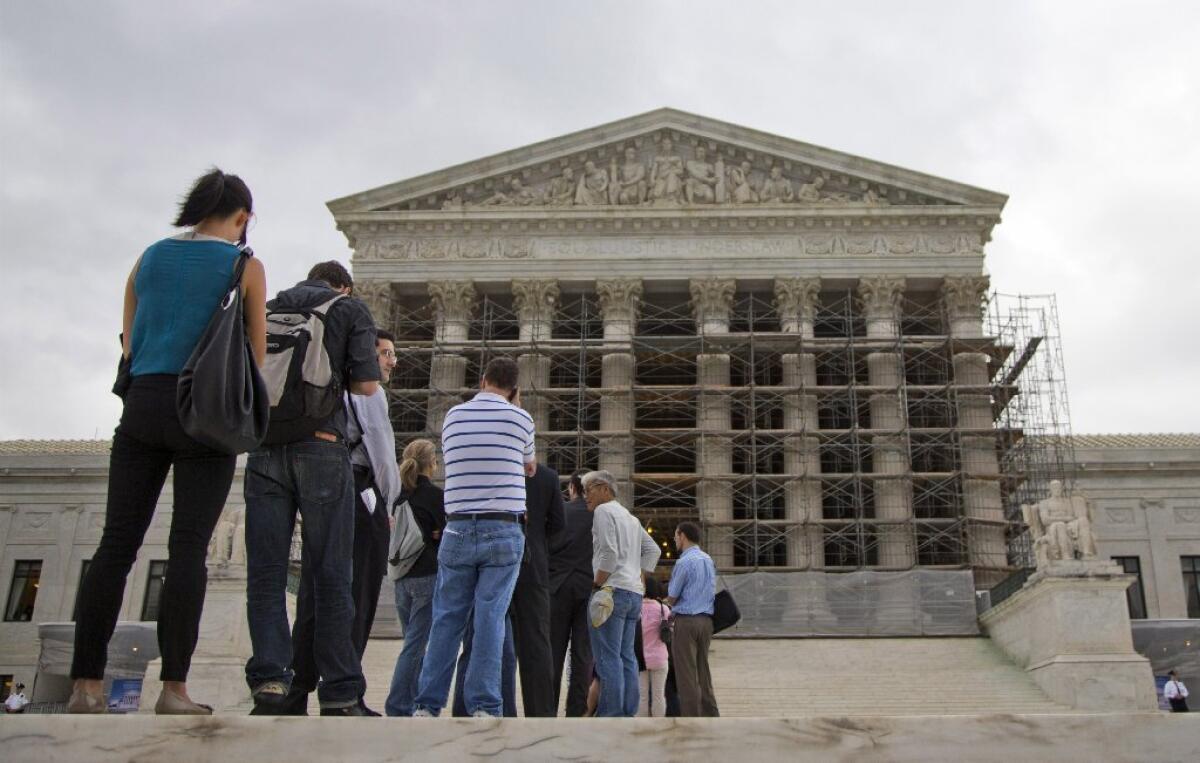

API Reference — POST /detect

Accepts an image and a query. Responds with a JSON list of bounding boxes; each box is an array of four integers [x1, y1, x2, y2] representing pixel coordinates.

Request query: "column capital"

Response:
[[857, 276, 906, 316], [940, 275, 990, 317], [689, 277, 736, 326], [353, 279, 394, 327], [427, 280, 476, 318], [774, 277, 821, 334], [596, 278, 643, 321], [511, 279, 560, 323]]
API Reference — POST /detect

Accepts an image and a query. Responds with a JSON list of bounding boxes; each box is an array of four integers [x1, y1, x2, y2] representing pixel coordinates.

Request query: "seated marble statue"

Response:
[[684, 146, 718, 204], [575, 161, 609, 205], [1022, 480, 1098, 569], [648, 138, 684, 204], [615, 147, 647, 204], [758, 165, 794, 203], [544, 167, 576, 206], [860, 187, 889, 206], [796, 176, 825, 203]]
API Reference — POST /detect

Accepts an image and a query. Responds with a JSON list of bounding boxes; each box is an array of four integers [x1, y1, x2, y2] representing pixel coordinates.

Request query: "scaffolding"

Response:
[[380, 280, 1073, 590]]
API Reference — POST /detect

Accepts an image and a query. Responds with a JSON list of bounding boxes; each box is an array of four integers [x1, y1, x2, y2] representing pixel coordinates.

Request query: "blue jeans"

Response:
[[589, 587, 642, 717], [413, 517, 524, 716], [385, 574, 436, 716], [243, 440, 364, 707], [452, 614, 517, 717]]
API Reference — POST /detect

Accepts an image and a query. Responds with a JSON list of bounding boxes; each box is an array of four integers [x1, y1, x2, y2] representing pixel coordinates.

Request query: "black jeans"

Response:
[[291, 466, 389, 695], [72, 375, 236, 682]]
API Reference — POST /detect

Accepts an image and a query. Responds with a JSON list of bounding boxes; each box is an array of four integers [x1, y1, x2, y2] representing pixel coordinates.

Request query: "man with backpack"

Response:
[[284, 329, 401, 714], [244, 261, 380, 717]]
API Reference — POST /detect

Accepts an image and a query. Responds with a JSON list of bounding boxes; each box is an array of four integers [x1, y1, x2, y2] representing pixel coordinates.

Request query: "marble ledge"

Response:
[[2, 713, 1197, 763]]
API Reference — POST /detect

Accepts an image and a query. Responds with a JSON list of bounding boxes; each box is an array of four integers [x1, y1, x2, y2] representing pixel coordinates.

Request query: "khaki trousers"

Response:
[[671, 614, 719, 717]]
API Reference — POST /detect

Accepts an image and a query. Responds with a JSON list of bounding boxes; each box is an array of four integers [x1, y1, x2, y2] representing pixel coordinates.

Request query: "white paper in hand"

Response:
[[360, 488, 377, 514]]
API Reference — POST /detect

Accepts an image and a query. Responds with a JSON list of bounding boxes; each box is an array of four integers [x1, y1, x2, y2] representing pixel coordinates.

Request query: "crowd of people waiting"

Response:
[[63, 168, 720, 718]]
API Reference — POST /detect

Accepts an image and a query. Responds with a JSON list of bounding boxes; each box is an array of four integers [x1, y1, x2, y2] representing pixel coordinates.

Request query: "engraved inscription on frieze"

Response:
[[357, 233, 982, 262]]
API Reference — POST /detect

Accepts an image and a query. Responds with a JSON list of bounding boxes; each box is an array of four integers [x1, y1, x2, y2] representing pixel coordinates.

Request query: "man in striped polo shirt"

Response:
[[413, 356, 536, 718]]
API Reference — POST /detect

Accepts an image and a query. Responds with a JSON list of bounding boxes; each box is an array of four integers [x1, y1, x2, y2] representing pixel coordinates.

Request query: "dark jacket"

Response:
[[518, 464, 566, 589], [548, 497, 593, 598], [401, 474, 446, 579], [264, 279, 379, 443]]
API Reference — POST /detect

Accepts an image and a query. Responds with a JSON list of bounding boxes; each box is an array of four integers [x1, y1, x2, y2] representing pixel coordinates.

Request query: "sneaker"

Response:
[[412, 708, 434, 717], [319, 703, 368, 717], [471, 710, 499, 719]]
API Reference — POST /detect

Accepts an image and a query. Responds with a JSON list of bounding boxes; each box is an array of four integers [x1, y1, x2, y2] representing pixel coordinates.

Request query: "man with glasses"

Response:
[[284, 327, 401, 715]]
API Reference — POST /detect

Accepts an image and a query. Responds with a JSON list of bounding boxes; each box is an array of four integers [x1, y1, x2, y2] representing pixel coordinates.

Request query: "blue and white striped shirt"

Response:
[[441, 391, 535, 515], [668, 545, 716, 615]]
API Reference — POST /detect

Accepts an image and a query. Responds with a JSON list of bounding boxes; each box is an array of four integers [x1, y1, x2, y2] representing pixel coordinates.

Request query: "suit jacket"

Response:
[[548, 497, 594, 598], [518, 463, 565, 590]]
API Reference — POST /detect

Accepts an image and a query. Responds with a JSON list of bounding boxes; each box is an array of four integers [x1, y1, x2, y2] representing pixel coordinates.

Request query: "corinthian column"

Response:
[[354, 279, 395, 331], [940, 275, 989, 338], [858, 276, 912, 568], [512, 279, 559, 447], [775, 277, 822, 568], [426, 280, 476, 435], [596, 279, 642, 488], [511, 279, 560, 344], [690, 277, 736, 335], [690, 278, 736, 567], [596, 278, 643, 342]]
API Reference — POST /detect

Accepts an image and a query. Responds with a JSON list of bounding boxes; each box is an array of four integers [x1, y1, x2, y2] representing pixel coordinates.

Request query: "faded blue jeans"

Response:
[[589, 587, 642, 717], [243, 440, 364, 707], [385, 573, 436, 716], [413, 517, 524, 716]]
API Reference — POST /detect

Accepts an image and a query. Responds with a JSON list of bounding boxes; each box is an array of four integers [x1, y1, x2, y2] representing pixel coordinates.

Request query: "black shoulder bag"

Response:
[[176, 249, 269, 454], [711, 572, 742, 635]]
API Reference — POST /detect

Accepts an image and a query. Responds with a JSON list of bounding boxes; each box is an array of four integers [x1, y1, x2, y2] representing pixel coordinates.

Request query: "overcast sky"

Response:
[[1, 1, 1197, 439]]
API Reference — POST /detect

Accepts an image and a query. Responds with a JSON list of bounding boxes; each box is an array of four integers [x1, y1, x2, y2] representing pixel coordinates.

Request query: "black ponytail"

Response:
[[173, 167, 253, 228]]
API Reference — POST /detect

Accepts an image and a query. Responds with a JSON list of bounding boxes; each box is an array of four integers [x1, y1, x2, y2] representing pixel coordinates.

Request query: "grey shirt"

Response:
[[591, 499, 660, 595], [346, 387, 401, 509]]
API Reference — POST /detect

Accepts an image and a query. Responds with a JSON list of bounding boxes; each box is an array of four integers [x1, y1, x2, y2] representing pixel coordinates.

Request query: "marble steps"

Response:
[[356, 635, 1074, 718]]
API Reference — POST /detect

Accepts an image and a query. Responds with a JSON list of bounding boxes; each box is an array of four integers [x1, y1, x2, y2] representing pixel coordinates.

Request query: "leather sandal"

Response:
[[67, 687, 107, 714], [155, 690, 213, 715]]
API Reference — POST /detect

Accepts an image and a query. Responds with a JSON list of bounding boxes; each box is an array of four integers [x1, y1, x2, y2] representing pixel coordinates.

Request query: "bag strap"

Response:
[[346, 391, 370, 462]]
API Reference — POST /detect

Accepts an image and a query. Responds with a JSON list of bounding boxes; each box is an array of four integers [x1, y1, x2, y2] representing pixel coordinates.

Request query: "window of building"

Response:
[[72, 560, 92, 622], [4, 560, 42, 622], [140, 561, 168, 621], [1113, 556, 1147, 619], [1183, 556, 1200, 619], [1, 674, 13, 702]]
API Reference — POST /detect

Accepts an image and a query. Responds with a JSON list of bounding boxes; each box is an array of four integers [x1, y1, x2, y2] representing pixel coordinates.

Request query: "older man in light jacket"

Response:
[[582, 470, 660, 717]]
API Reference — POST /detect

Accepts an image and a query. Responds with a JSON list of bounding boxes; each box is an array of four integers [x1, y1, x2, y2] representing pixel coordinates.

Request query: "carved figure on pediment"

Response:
[[544, 167, 576, 207], [684, 146, 719, 204], [615, 147, 648, 205], [727, 161, 758, 204], [860, 188, 889, 206], [441, 193, 464, 210], [478, 178, 537, 207], [648, 138, 684, 205], [758, 165, 794, 203], [575, 161, 609, 206], [796, 176, 824, 203], [1022, 480, 1098, 569], [207, 507, 245, 566]]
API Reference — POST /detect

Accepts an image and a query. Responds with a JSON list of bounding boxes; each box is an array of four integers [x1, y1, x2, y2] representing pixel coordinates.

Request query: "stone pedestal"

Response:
[[979, 560, 1158, 711], [139, 563, 253, 714]]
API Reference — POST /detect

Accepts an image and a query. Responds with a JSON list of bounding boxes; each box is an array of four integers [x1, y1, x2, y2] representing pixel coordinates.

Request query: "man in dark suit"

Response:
[[547, 472, 595, 716], [507, 462, 565, 716]]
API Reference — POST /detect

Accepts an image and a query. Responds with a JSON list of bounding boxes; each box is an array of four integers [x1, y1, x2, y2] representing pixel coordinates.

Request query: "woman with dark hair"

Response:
[[637, 576, 672, 716], [68, 169, 267, 714]]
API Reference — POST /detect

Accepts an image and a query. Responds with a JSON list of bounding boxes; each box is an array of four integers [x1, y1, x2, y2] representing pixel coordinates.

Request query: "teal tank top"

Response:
[[129, 234, 240, 376]]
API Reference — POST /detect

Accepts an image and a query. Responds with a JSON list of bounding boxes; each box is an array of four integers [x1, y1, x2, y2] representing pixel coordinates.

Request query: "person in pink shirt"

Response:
[[638, 577, 672, 717]]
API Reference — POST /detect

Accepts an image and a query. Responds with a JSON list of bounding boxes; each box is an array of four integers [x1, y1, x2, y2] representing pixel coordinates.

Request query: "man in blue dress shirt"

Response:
[[666, 521, 719, 716]]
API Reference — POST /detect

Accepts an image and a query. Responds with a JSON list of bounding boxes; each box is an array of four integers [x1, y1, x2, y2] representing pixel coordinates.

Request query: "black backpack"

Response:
[[259, 294, 346, 444]]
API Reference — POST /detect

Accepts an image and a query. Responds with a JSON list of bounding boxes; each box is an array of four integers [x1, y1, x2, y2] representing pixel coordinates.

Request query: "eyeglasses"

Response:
[[379, 349, 397, 359]]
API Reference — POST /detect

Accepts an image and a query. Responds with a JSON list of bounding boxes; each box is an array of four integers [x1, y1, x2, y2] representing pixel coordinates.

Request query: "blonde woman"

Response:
[[384, 439, 445, 716]]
